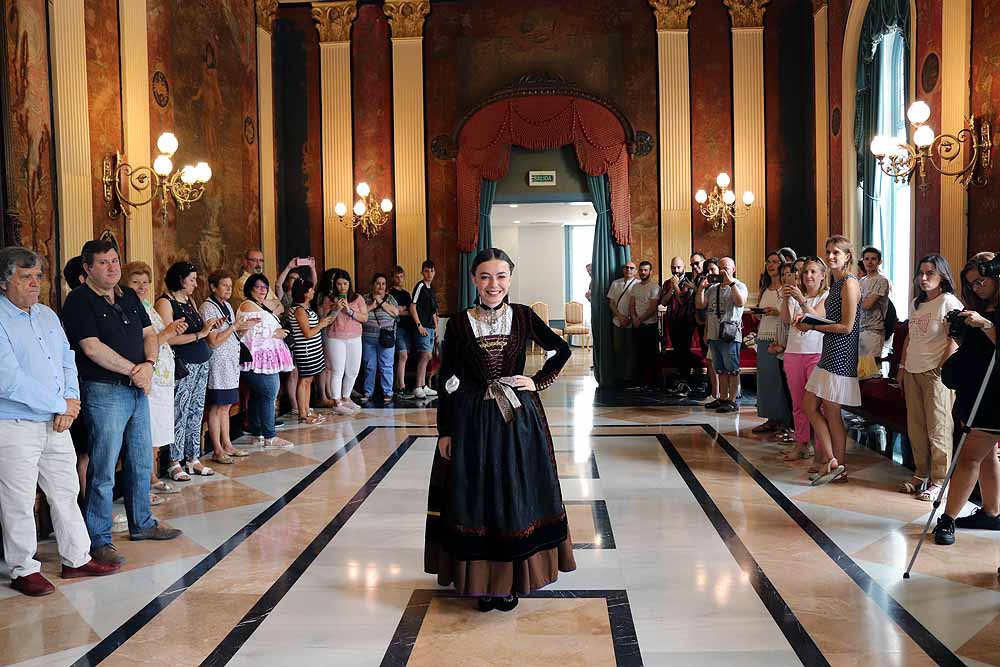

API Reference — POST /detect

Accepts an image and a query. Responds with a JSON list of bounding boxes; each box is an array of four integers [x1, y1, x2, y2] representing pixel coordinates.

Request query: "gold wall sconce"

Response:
[[334, 182, 393, 238], [102, 132, 212, 222], [694, 172, 754, 232], [870, 101, 992, 190]]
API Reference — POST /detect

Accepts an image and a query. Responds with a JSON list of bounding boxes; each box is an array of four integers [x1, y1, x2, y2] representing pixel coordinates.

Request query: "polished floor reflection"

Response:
[[2, 349, 999, 666]]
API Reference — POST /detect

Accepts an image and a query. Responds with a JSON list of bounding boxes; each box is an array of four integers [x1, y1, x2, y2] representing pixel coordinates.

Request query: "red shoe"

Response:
[[11, 572, 55, 597], [61, 559, 121, 579]]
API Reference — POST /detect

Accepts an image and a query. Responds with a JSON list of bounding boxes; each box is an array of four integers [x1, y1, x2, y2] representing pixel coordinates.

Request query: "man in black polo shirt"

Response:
[[407, 260, 439, 399], [61, 241, 181, 566]]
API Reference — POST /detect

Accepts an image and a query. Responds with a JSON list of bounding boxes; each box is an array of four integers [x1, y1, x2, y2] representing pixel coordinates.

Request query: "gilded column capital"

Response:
[[648, 1, 696, 31], [812, 0, 828, 12], [383, 1, 431, 39], [723, 0, 770, 28], [256, 0, 278, 32], [311, 1, 358, 43]]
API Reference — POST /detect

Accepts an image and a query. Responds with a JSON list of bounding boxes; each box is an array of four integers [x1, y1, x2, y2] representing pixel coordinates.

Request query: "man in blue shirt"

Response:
[[0, 247, 121, 596]]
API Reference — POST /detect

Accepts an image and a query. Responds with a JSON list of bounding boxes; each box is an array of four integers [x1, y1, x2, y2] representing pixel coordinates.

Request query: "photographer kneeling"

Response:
[[933, 252, 1000, 545]]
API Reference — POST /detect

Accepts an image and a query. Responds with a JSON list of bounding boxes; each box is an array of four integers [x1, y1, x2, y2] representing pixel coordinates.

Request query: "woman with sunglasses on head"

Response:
[[797, 236, 862, 486], [933, 252, 1000, 545], [238, 274, 295, 449], [155, 262, 224, 482], [896, 255, 963, 502], [200, 270, 253, 463]]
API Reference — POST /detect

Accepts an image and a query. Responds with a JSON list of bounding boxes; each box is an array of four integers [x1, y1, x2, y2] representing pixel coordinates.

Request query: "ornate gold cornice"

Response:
[[812, 0, 828, 13], [311, 1, 358, 43], [723, 0, 770, 28], [648, 0, 696, 31], [383, 1, 431, 39], [256, 0, 278, 32]]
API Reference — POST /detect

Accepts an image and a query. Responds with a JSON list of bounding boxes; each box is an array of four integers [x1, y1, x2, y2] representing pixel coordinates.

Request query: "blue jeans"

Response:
[[362, 336, 394, 398], [82, 381, 155, 547], [243, 371, 279, 439], [708, 339, 742, 375]]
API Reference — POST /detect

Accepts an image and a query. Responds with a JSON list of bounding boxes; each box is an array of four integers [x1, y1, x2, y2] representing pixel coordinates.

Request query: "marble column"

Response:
[[649, 1, 695, 274], [384, 1, 430, 283], [726, 0, 768, 299], [813, 0, 830, 255], [47, 0, 94, 266], [118, 0, 154, 272], [257, 0, 279, 284], [313, 1, 358, 276], [940, 0, 971, 273]]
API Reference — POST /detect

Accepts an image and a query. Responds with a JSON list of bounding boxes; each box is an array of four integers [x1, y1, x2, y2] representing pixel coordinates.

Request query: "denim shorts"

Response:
[[415, 327, 435, 354], [708, 339, 741, 375], [395, 325, 415, 353]]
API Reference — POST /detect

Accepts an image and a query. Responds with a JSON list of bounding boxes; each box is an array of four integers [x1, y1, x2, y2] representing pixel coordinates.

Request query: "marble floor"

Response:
[[2, 350, 999, 666]]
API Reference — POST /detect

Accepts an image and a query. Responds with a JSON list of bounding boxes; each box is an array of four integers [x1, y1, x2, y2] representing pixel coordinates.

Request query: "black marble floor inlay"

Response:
[[558, 450, 601, 479], [565, 499, 616, 550], [381, 589, 642, 667]]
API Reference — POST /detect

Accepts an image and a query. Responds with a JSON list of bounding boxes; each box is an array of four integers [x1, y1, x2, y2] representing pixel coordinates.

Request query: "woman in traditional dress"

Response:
[[425, 247, 576, 613]]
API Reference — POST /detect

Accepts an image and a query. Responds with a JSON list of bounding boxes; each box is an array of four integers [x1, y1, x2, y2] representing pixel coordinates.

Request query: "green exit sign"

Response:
[[528, 170, 557, 186]]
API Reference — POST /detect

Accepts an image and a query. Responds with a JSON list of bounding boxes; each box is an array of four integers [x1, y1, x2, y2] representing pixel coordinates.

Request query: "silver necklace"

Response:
[[474, 303, 508, 337]]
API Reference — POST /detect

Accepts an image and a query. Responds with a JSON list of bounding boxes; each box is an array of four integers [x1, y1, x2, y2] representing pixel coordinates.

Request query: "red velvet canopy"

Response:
[[456, 95, 632, 252]]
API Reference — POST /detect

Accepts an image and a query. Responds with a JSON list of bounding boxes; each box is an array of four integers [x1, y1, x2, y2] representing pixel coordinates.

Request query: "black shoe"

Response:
[[626, 385, 644, 392], [274, 419, 286, 428], [494, 593, 518, 612], [704, 398, 723, 410], [955, 508, 1000, 530], [934, 514, 956, 545], [717, 401, 739, 414], [477, 596, 495, 612]]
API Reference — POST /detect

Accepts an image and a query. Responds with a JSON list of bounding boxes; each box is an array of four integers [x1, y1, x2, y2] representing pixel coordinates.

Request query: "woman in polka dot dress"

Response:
[[797, 236, 861, 486]]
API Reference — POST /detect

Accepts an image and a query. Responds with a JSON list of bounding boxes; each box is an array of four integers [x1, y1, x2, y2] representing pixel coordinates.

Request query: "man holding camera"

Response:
[[659, 256, 697, 396], [696, 257, 747, 413]]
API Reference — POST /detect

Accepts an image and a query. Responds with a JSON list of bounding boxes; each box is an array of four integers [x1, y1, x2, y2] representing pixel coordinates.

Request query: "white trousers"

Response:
[[0, 419, 91, 579], [324, 336, 363, 400]]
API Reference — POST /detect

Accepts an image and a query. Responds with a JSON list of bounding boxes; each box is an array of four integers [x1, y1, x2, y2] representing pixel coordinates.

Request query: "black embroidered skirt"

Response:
[[425, 387, 576, 596]]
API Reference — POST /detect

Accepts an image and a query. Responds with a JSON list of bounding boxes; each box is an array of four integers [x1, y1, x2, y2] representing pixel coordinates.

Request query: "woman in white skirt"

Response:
[[796, 236, 861, 486], [122, 261, 187, 504]]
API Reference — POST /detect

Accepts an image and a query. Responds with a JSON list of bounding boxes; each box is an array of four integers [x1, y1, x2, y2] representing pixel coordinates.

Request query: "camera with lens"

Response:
[[706, 274, 723, 285], [945, 309, 969, 340], [978, 255, 1000, 279]]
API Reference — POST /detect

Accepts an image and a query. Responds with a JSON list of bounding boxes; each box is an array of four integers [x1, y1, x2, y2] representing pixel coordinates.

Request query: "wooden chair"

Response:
[[529, 302, 562, 353], [563, 300, 591, 350]]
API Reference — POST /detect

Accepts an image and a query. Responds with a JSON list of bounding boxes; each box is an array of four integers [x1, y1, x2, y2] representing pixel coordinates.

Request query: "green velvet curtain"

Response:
[[588, 173, 630, 387], [855, 0, 910, 244], [458, 179, 497, 311]]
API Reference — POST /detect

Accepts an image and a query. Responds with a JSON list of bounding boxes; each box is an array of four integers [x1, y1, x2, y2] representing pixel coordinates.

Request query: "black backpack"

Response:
[[883, 298, 898, 341]]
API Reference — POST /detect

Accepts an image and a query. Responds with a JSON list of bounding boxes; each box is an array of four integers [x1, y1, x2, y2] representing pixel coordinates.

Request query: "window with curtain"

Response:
[[860, 29, 911, 312]]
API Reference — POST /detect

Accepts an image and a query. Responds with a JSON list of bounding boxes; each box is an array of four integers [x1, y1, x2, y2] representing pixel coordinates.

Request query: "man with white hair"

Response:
[[0, 247, 121, 596]]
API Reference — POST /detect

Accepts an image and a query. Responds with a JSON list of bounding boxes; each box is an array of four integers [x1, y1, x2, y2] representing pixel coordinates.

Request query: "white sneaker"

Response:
[[111, 512, 129, 534], [421, 386, 438, 397], [334, 404, 355, 415], [344, 399, 361, 411], [263, 437, 294, 449], [252, 435, 265, 447], [413, 387, 426, 399]]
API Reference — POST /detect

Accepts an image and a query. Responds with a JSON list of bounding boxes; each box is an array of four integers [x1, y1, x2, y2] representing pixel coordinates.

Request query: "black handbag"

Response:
[[379, 327, 396, 349], [174, 356, 190, 381], [373, 298, 396, 348]]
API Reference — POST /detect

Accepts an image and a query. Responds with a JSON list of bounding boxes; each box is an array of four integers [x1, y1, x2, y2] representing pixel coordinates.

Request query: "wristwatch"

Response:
[[347, 308, 355, 318]]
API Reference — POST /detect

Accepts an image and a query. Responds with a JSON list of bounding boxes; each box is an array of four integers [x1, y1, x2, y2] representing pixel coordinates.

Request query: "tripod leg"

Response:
[[903, 353, 997, 579]]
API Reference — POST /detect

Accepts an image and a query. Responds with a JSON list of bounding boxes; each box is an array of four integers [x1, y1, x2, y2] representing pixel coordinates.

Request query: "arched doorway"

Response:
[[433, 74, 652, 386]]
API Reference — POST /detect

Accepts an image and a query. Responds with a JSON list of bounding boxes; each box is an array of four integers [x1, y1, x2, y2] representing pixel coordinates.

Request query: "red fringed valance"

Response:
[[456, 95, 632, 252]]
